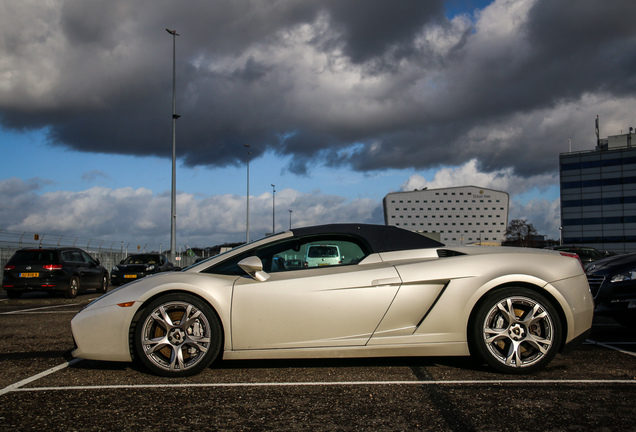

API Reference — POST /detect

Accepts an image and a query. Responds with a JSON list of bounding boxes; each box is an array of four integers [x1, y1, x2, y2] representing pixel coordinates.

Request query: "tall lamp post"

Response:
[[244, 144, 250, 243], [271, 184, 276, 234], [288, 209, 292, 229], [166, 28, 180, 259]]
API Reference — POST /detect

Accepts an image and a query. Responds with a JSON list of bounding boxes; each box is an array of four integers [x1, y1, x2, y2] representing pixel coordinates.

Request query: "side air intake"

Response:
[[437, 249, 467, 258]]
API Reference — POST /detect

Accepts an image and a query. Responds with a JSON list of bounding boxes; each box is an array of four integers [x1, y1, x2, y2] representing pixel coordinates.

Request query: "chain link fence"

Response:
[[0, 229, 199, 274]]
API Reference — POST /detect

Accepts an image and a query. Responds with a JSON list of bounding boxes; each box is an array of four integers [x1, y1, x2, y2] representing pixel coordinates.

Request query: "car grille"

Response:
[[585, 274, 605, 298]]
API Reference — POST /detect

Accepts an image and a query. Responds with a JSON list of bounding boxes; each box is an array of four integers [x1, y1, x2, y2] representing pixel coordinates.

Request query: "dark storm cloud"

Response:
[[1, 0, 636, 179]]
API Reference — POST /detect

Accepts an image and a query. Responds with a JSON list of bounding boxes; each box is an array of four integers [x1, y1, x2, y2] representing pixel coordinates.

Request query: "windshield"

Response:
[[123, 255, 160, 265]]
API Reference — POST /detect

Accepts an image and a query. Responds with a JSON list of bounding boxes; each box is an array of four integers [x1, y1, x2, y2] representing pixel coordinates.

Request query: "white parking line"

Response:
[[1, 335, 634, 396], [587, 339, 636, 357], [0, 358, 83, 396], [0, 303, 80, 315], [6, 378, 636, 394]]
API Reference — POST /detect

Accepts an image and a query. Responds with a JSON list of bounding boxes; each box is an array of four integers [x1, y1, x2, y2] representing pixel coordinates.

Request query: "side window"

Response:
[[61, 251, 80, 263], [203, 236, 370, 276], [268, 239, 366, 273], [80, 251, 96, 264], [71, 251, 84, 263]]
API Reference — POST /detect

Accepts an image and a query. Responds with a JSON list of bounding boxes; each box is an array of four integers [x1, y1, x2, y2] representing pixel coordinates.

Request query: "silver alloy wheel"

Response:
[[139, 300, 213, 373], [482, 295, 555, 369], [97, 275, 108, 293], [65, 277, 79, 299]]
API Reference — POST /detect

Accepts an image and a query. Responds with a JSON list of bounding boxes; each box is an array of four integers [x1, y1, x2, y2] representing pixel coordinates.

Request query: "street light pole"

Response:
[[289, 209, 292, 229], [244, 144, 250, 243], [271, 184, 276, 234], [166, 28, 180, 259]]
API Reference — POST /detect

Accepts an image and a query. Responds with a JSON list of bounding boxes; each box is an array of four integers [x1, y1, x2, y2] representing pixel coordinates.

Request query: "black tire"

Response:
[[469, 287, 562, 374], [133, 293, 222, 377], [97, 274, 109, 294], [65, 277, 79, 299], [7, 291, 21, 299]]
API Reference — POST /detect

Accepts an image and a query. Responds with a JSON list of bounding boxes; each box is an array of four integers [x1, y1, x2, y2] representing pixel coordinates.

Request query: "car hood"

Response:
[[585, 252, 636, 274]]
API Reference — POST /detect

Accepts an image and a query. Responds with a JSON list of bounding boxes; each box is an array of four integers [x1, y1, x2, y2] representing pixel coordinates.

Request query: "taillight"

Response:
[[559, 251, 584, 269], [4, 265, 15, 271], [43, 264, 63, 271]]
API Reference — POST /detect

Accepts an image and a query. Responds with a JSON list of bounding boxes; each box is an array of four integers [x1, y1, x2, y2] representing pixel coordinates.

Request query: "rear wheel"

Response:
[[7, 291, 21, 299], [134, 293, 222, 377], [470, 287, 562, 374], [64, 277, 79, 299]]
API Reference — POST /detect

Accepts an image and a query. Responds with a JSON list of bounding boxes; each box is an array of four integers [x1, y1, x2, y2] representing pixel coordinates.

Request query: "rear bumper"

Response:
[[3, 277, 69, 292]]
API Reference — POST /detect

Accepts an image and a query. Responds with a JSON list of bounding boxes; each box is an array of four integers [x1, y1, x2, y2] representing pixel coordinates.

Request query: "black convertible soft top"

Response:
[[290, 224, 445, 253]]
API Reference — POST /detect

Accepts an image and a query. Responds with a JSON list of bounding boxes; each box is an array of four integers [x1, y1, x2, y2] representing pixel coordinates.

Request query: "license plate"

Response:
[[318, 263, 330, 266], [20, 273, 39, 278], [124, 274, 137, 279]]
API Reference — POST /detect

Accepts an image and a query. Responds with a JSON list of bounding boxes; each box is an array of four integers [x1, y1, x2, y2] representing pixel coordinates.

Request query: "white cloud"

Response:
[[0, 178, 381, 249], [400, 159, 556, 194]]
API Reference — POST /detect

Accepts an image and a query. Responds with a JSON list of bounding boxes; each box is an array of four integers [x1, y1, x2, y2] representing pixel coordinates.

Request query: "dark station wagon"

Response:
[[3, 247, 109, 299]]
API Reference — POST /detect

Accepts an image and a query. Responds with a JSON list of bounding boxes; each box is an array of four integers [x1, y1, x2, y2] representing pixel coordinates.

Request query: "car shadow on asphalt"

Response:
[[213, 355, 488, 372]]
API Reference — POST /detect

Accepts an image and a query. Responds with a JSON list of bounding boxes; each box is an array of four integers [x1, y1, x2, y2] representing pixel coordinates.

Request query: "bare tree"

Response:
[[504, 218, 538, 248]]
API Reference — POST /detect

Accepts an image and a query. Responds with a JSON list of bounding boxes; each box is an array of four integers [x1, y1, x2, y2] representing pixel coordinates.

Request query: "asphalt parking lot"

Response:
[[1, 290, 635, 431]]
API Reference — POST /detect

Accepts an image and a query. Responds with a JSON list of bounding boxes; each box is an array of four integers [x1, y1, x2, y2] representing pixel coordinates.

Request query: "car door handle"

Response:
[[371, 277, 401, 286]]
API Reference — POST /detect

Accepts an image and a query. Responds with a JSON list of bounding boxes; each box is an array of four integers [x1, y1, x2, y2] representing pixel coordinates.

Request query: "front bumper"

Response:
[[110, 271, 158, 285], [71, 302, 139, 362]]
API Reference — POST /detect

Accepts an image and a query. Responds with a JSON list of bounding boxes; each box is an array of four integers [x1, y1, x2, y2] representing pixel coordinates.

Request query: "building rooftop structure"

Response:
[[383, 185, 509, 246]]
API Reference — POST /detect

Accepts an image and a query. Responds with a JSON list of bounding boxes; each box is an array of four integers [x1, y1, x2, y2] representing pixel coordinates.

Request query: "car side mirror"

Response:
[[238, 256, 270, 282]]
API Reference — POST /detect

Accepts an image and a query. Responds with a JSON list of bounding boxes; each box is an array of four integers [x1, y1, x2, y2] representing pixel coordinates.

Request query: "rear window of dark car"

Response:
[[307, 246, 339, 258], [61, 250, 85, 263], [9, 250, 59, 264]]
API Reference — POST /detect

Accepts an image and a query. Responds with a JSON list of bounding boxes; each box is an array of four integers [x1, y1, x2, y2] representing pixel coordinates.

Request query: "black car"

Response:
[[110, 253, 174, 286], [585, 252, 636, 328], [3, 247, 109, 299]]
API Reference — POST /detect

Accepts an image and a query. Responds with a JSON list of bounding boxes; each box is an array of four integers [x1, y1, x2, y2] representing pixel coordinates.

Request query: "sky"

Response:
[[1, 0, 636, 251]]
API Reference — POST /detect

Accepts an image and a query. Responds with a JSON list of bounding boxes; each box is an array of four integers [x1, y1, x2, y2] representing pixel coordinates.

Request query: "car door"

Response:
[[78, 250, 102, 288], [231, 262, 402, 350]]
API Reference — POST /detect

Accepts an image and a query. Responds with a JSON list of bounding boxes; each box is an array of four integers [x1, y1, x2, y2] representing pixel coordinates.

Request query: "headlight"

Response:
[[611, 269, 636, 283], [112, 266, 119, 272], [146, 265, 156, 271]]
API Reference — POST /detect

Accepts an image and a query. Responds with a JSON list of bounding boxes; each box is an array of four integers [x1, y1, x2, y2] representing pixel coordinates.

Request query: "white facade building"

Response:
[[383, 186, 510, 246]]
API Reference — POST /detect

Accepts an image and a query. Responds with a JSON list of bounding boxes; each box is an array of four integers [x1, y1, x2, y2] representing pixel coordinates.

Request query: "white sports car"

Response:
[[71, 224, 594, 377]]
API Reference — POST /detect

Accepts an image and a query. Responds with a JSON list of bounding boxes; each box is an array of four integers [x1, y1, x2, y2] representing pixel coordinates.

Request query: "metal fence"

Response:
[[0, 229, 198, 274]]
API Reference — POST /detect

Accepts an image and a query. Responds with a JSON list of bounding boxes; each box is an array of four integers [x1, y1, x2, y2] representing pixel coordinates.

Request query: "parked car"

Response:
[[110, 253, 174, 286], [3, 247, 108, 299], [71, 223, 593, 377], [304, 244, 341, 267], [546, 245, 609, 265], [585, 252, 636, 328]]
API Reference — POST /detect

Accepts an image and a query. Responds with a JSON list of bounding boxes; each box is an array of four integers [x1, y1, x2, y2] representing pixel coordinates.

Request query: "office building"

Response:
[[560, 129, 636, 253]]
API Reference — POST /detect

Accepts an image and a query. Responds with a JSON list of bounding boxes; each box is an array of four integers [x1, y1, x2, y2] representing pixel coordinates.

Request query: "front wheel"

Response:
[[470, 288, 562, 374], [97, 274, 109, 294], [134, 293, 222, 377]]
